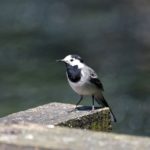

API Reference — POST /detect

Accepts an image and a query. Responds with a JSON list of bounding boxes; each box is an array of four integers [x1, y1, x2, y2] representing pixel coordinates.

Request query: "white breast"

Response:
[[67, 66, 100, 96]]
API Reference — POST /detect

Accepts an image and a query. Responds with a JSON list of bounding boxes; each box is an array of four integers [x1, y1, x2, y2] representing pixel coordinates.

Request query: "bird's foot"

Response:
[[67, 106, 78, 113]]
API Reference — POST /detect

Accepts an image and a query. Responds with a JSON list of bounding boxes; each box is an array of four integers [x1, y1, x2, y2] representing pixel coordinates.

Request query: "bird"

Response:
[[57, 54, 117, 122]]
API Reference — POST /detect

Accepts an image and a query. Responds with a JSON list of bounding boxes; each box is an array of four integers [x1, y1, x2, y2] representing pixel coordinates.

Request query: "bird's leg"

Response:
[[75, 95, 83, 109], [68, 96, 83, 113], [92, 95, 95, 110]]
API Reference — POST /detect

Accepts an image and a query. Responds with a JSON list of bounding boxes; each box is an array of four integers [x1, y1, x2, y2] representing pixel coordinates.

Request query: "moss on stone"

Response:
[[58, 108, 112, 132]]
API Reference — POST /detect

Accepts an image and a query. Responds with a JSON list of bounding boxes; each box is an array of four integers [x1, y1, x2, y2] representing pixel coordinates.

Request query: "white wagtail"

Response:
[[57, 54, 117, 122]]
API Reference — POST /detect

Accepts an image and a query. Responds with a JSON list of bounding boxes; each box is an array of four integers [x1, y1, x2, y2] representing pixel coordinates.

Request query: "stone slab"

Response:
[[0, 123, 149, 150], [0, 103, 111, 131]]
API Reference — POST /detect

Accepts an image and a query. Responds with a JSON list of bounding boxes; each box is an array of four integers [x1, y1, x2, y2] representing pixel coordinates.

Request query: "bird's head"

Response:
[[57, 54, 84, 68]]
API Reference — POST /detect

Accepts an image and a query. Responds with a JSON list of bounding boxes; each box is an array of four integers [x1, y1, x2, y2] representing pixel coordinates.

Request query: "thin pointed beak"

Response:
[[56, 59, 65, 62]]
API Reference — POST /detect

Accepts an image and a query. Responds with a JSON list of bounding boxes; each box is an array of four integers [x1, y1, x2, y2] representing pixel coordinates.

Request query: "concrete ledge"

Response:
[[0, 103, 150, 150], [0, 103, 112, 131], [0, 123, 150, 150]]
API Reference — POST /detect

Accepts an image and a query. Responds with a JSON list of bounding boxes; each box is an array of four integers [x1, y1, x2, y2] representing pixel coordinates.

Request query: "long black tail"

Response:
[[95, 96, 117, 122]]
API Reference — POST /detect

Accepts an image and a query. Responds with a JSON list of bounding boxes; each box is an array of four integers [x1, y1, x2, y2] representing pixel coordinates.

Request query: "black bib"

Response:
[[66, 65, 81, 82]]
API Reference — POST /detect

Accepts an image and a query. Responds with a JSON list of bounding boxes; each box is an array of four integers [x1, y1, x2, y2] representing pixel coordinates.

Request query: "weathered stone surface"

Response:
[[0, 123, 150, 150], [0, 103, 112, 131], [0, 103, 149, 150]]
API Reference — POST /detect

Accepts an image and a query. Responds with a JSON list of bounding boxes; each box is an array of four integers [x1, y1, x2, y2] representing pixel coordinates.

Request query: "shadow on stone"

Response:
[[76, 106, 101, 111]]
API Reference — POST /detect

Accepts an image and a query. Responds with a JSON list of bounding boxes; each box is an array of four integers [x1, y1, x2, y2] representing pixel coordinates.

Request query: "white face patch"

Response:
[[62, 55, 84, 68]]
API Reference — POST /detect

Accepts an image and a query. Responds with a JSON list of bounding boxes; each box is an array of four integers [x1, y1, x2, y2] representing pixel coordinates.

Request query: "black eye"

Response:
[[70, 59, 73, 62]]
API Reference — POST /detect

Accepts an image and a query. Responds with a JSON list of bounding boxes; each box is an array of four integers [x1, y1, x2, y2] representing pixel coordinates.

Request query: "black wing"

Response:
[[86, 66, 104, 91], [90, 77, 104, 91]]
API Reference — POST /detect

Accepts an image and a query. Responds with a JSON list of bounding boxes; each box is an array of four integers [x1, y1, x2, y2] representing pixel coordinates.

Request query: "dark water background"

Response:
[[0, 0, 150, 137]]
